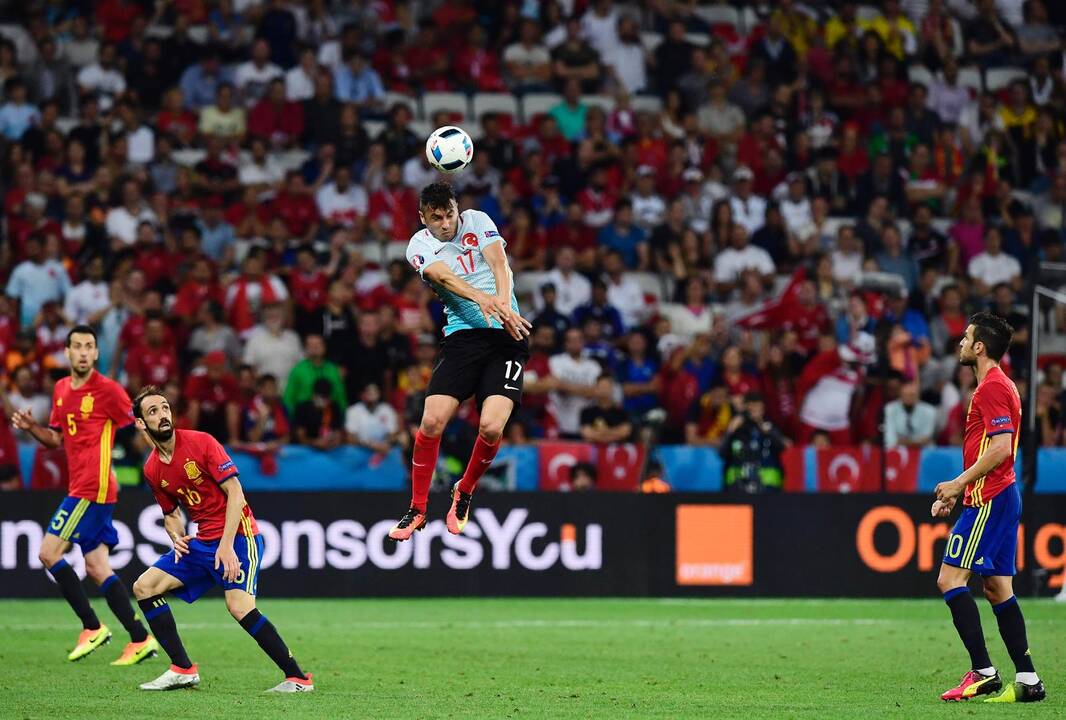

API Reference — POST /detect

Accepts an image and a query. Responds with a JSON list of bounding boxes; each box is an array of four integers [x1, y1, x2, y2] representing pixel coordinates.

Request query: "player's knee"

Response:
[[83, 556, 110, 583], [225, 595, 254, 620], [132, 575, 154, 600], [420, 414, 448, 437], [478, 421, 504, 444], [936, 570, 963, 594], [38, 546, 61, 568]]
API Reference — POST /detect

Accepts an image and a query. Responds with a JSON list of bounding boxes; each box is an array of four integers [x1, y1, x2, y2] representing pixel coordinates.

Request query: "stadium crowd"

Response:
[[1, 0, 1066, 490]]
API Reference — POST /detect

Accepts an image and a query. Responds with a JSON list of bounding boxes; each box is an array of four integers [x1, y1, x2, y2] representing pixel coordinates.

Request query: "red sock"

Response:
[[410, 430, 441, 512], [458, 434, 501, 495]]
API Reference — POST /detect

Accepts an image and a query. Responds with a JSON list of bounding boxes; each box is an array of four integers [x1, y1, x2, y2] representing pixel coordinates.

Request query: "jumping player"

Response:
[[389, 182, 532, 540], [13, 325, 157, 664], [933, 312, 1044, 703], [130, 386, 312, 693]]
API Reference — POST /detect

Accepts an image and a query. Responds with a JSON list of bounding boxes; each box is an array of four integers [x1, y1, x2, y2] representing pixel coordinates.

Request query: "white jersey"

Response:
[[406, 209, 520, 336]]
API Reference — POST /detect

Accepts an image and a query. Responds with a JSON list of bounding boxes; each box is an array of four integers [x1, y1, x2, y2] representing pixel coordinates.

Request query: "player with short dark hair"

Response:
[[12, 325, 158, 664], [389, 181, 531, 540], [932, 312, 1045, 703], [129, 386, 313, 692]]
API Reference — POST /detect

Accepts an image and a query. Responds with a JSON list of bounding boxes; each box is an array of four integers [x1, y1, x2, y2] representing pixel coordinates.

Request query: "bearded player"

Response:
[[130, 386, 312, 693], [932, 312, 1044, 703], [13, 325, 157, 665], [389, 182, 531, 541]]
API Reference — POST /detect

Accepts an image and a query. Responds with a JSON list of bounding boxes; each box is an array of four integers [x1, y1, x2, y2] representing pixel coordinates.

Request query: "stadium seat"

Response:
[[985, 66, 1027, 92], [513, 271, 548, 303], [956, 67, 982, 93], [277, 149, 310, 173], [384, 243, 408, 262], [640, 32, 662, 52], [857, 5, 881, 21], [56, 117, 79, 135], [362, 119, 385, 138], [359, 242, 385, 265], [172, 149, 206, 167], [683, 32, 711, 47], [740, 6, 760, 34], [422, 92, 469, 124], [692, 5, 740, 30], [584, 94, 615, 113], [520, 93, 562, 124], [384, 91, 419, 119], [408, 119, 433, 140], [631, 95, 664, 114], [907, 65, 934, 87], [626, 272, 670, 303], [472, 93, 520, 123]]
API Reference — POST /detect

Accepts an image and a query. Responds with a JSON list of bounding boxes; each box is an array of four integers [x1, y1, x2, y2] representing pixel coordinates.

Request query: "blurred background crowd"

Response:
[[1, 0, 1065, 492]]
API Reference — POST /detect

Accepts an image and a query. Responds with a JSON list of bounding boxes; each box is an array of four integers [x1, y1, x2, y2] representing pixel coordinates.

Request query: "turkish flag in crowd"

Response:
[[816, 446, 881, 493], [538, 442, 595, 491], [882, 446, 920, 492], [595, 443, 645, 491]]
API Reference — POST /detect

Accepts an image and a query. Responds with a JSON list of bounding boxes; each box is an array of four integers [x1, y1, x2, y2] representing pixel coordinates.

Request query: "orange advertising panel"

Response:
[[676, 505, 754, 586]]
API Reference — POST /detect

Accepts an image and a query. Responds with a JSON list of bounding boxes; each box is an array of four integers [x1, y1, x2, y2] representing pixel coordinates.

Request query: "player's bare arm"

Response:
[[163, 508, 192, 561], [481, 241, 532, 339], [934, 432, 1013, 502], [214, 476, 247, 583], [12, 409, 62, 449], [423, 262, 530, 340]]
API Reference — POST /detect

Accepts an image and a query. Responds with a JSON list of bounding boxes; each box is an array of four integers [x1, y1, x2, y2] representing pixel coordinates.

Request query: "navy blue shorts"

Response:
[[943, 483, 1021, 576], [46, 496, 118, 554], [152, 533, 264, 603]]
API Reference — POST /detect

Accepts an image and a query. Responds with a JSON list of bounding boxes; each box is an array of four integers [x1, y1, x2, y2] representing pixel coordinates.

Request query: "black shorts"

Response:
[[426, 329, 531, 408]]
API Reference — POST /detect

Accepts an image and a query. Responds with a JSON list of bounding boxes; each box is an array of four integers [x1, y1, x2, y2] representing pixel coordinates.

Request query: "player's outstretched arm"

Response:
[[214, 476, 247, 583], [424, 262, 532, 340], [11, 409, 62, 449], [163, 508, 192, 562]]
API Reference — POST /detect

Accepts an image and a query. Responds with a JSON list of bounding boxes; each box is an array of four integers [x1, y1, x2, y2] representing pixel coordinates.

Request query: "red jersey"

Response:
[[125, 344, 180, 386], [48, 371, 132, 504], [144, 429, 258, 541], [963, 365, 1020, 507]]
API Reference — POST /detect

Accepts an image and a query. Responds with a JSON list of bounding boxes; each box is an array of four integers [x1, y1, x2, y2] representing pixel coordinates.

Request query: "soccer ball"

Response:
[[426, 126, 474, 173]]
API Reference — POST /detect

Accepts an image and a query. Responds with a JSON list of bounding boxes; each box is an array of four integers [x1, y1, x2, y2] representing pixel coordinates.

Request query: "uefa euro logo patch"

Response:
[[991, 416, 1011, 426], [411, 254, 424, 270]]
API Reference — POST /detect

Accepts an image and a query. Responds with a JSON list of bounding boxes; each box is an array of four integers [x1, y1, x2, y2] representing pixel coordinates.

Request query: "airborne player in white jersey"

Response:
[[389, 182, 532, 541]]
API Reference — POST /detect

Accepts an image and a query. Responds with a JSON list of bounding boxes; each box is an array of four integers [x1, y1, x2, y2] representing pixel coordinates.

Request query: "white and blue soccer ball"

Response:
[[426, 125, 474, 173]]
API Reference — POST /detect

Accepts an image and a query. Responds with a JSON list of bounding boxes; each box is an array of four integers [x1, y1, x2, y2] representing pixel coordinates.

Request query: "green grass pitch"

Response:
[[1, 598, 1062, 718]]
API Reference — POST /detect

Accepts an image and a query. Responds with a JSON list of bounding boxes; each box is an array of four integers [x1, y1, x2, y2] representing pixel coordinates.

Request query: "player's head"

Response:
[[418, 182, 459, 242], [64, 325, 98, 378], [959, 311, 1013, 366], [132, 385, 174, 442]]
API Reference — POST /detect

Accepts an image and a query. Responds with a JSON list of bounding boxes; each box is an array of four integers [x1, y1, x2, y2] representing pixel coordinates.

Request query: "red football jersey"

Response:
[[48, 370, 133, 503], [963, 365, 1021, 507], [144, 429, 258, 541]]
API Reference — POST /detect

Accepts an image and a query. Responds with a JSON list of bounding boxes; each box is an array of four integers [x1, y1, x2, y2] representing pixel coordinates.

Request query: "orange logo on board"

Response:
[[676, 505, 754, 586]]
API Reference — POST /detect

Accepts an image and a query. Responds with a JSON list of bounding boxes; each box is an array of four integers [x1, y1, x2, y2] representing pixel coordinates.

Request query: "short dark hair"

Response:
[[132, 385, 165, 420], [65, 325, 97, 347], [969, 311, 1014, 362], [419, 181, 456, 211]]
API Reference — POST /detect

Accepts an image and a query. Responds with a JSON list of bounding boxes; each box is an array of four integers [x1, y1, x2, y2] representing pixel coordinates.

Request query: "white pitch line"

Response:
[[1, 617, 900, 632]]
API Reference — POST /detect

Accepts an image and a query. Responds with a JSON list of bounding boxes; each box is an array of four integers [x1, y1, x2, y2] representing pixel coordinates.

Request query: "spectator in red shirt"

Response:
[[95, 0, 143, 43], [172, 255, 224, 324], [248, 78, 305, 148], [453, 25, 506, 92], [289, 245, 329, 316], [184, 350, 240, 442], [270, 171, 320, 242], [156, 87, 198, 146], [125, 311, 180, 390], [407, 22, 451, 91], [368, 162, 419, 242], [240, 373, 291, 448]]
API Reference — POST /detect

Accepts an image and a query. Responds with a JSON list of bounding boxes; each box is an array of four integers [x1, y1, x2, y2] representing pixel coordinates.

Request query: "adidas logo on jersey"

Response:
[[160, 479, 168, 487]]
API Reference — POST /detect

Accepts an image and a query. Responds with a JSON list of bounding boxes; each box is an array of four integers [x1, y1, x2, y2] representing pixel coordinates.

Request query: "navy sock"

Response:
[[238, 609, 305, 679], [48, 559, 100, 630], [993, 596, 1035, 674], [100, 575, 148, 643], [944, 587, 993, 671], [137, 595, 192, 669]]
